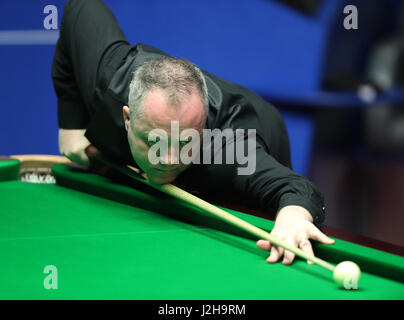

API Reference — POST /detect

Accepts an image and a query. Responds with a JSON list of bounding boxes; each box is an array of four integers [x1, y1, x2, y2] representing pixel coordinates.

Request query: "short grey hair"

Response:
[[128, 57, 209, 122]]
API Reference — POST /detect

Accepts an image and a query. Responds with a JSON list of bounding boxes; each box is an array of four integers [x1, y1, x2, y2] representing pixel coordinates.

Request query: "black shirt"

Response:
[[52, 0, 325, 226]]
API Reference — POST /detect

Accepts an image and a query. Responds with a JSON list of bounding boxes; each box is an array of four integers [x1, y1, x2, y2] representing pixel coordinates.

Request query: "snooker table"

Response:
[[0, 157, 403, 300]]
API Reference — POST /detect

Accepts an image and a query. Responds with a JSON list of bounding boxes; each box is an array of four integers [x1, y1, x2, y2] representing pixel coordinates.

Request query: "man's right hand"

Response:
[[58, 129, 91, 166]]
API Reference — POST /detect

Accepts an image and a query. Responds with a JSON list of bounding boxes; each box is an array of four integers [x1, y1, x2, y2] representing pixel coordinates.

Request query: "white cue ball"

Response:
[[333, 261, 361, 289]]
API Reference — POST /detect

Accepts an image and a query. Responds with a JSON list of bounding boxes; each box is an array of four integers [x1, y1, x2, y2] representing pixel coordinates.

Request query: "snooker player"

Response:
[[53, 0, 335, 265]]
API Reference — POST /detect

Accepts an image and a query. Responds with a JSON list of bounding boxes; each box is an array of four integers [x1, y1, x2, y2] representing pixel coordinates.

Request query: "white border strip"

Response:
[[0, 30, 59, 45]]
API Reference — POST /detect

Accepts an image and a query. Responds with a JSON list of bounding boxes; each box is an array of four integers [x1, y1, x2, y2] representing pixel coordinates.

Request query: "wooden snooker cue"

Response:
[[93, 155, 336, 272]]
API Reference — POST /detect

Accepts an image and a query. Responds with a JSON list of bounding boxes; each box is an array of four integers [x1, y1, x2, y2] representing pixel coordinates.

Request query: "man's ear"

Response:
[[122, 106, 130, 131]]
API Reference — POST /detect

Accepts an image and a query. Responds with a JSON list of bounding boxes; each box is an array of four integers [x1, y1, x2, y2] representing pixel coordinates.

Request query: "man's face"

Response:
[[123, 88, 206, 185]]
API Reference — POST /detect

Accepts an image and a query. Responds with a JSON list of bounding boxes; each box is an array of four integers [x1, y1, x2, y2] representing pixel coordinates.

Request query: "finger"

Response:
[[308, 225, 335, 244], [299, 239, 315, 264], [282, 238, 297, 265], [267, 246, 284, 263], [282, 249, 295, 265], [256, 240, 271, 251], [267, 247, 278, 263]]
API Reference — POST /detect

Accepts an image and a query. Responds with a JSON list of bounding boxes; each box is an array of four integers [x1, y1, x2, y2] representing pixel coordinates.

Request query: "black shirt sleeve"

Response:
[[232, 141, 325, 227], [186, 138, 326, 228], [52, 34, 90, 129]]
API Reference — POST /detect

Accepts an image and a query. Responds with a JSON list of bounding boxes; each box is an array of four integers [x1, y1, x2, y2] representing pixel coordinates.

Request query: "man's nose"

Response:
[[160, 146, 180, 165]]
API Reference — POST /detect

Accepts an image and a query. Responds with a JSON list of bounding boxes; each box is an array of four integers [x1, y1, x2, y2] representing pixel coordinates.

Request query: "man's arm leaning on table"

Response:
[[52, 15, 92, 166]]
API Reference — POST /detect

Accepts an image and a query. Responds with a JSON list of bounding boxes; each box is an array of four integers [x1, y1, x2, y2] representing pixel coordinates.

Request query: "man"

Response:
[[53, 0, 334, 265]]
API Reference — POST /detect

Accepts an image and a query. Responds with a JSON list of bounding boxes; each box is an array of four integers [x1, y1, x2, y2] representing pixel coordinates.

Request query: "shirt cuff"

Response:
[[278, 193, 325, 227]]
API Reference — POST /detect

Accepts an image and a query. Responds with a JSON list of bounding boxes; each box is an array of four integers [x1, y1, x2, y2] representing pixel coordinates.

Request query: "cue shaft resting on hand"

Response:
[[93, 155, 335, 272], [160, 179, 336, 272]]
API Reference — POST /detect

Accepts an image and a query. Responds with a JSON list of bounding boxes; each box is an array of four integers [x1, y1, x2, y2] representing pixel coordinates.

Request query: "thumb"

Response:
[[309, 225, 335, 245], [256, 240, 271, 251]]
